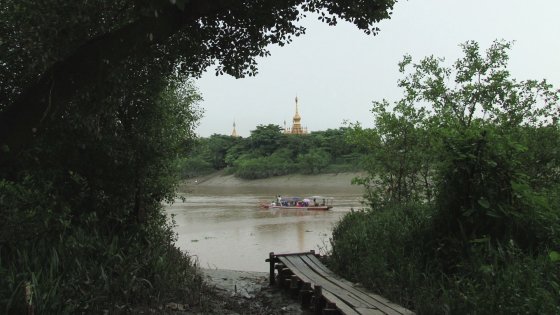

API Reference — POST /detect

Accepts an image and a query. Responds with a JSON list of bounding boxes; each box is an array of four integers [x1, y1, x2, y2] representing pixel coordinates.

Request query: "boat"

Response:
[[260, 196, 333, 211]]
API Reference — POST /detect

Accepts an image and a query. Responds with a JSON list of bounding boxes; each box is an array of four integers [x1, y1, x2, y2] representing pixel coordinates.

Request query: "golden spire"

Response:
[[287, 96, 306, 134], [231, 121, 239, 137], [294, 96, 301, 120]]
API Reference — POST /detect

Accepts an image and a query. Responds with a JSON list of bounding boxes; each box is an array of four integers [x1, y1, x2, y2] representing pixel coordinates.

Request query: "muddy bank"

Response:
[[165, 268, 306, 314], [182, 172, 365, 193], [171, 173, 365, 272]]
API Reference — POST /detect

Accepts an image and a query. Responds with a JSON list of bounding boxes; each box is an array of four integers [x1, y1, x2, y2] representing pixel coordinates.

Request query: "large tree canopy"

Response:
[[0, 0, 396, 165], [1, 2, 397, 310]]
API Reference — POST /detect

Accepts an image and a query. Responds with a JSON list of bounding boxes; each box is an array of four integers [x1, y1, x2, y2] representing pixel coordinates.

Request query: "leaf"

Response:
[[477, 198, 490, 209], [479, 264, 493, 275], [470, 237, 490, 244], [549, 251, 560, 262], [175, 0, 187, 11]]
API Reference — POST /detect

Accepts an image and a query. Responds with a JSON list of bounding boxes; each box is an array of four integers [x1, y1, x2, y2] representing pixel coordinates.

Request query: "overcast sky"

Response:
[[194, 0, 560, 137]]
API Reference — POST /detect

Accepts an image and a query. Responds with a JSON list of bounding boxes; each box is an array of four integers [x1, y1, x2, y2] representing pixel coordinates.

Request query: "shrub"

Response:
[[329, 205, 560, 314], [0, 178, 204, 314]]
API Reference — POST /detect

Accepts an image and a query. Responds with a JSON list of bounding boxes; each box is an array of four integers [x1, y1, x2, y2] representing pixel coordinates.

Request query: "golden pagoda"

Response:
[[231, 121, 239, 137], [284, 96, 308, 135]]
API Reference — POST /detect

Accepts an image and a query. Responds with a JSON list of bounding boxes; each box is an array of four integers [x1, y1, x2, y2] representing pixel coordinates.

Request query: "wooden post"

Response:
[[313, 285, 324, 315], [323, 302, 339, 315], [300, 282, 313, 309], [290, 275, 300, 298], [281, 268, 292, 290], [269, 252, 275, 286]]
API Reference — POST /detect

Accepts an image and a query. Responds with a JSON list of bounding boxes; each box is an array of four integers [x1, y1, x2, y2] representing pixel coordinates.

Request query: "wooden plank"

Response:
[[283, 255, 367, 307], [279, 255, 358, 315], [301, 255, 414, 315], [279, 256, 360, 315], [284, 256, 393, 315], [297, 255, 386, 309], [274, 250, 316, 257], [299, 255, 379, 308], [304, 255, 414, 315], [356, 308, 386, 315], [276, 253, 415, 315]]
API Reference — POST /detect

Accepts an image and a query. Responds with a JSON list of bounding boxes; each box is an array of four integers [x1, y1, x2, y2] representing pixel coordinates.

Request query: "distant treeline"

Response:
[[181, 125, 366, 179]]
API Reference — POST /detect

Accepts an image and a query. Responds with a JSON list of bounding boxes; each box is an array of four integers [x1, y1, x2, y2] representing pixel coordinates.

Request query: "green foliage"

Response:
[[0, 0, 397, 168], [330, 206, 560, 315], [332, 41, 560, 314], [349, 99, 435, 207], [0, 181, 203, 313], [0, 0, 398, 312], [0, 70, 204, 312], [196, 134, 240, 169], [234, 154, 299, 179], [178, 156, 214, 178], [297, 148, 331, 174], [187, 127, 365, 178], [249, 124, 284, 156]]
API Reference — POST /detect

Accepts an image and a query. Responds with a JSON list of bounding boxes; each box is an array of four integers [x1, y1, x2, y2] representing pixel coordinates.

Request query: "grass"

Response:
[[0, 189, 204, 314]]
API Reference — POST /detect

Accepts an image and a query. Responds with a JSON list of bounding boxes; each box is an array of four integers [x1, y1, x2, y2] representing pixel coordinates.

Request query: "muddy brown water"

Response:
[[167, 183, 364, 272]]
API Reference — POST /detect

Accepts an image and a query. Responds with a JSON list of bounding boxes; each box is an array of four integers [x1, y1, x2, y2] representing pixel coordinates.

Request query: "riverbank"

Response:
[[169, 172, 364, 314], [164, 268, 305, 314], [182, 171, 364, 192]]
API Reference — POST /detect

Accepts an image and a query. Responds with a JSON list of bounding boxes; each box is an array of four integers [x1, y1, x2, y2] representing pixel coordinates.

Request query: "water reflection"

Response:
[[167, 185, 363, 272]]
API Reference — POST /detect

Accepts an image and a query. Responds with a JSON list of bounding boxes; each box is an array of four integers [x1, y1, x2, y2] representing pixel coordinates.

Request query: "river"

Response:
[[167, 180, 364, 272]]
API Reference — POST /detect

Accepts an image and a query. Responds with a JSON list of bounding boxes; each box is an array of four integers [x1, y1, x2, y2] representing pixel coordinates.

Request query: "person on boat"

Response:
[[313, 198, 318, 206], [276, 195, 282, 206]]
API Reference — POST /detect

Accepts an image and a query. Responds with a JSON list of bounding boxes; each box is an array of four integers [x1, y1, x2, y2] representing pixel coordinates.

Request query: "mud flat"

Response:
[[167, 268, 305, 314], [182, 172, 365, 194]]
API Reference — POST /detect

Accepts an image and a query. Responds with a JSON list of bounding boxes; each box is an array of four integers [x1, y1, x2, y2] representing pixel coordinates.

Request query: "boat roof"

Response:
[[278, 196, 333, 201], [281, 196, 302, 201], [307, 196, 333, 200]]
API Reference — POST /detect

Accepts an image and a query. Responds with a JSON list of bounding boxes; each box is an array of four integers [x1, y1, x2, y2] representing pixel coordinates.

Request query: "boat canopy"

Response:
[[306, 196, 333, 200]]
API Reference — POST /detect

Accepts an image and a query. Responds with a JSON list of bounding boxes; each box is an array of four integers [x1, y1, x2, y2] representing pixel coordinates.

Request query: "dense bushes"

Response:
[[234, 155, 297, 179], [186, 125, 366, 179], [0, 181, 203, 313], [0, 68, 205, 313], [330, 206, 560, 314], [330, 41, 560, 314]]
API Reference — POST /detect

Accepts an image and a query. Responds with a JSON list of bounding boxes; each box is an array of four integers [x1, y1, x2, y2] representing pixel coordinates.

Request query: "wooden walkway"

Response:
[[266, 251, 415, 315]]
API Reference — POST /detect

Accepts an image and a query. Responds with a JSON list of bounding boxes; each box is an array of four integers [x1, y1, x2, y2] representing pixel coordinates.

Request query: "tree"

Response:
[[332, 41, 560, 314], [0, 72, 204, 312], [353, 40, 560, 253], [349, 99, 434, 207], [1, 1, 398, 311], [249, 124, 284, 156], [199, 134, 239, 169], [0, 0, 397, 166], [297, 148, 331, 174]]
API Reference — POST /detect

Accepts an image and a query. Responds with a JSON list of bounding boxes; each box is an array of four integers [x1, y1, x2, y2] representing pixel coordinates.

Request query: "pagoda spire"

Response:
[[294, 96, 300, 119], [231, 121, 239, 137], [287, 95, 306, 134]]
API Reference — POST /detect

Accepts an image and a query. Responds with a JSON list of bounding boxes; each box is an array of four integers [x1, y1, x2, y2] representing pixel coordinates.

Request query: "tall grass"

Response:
[[0, 179, 203, 314]]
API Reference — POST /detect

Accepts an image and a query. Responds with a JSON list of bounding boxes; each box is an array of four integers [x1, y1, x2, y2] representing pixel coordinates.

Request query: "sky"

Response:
[[194, 0, 560, 137]]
